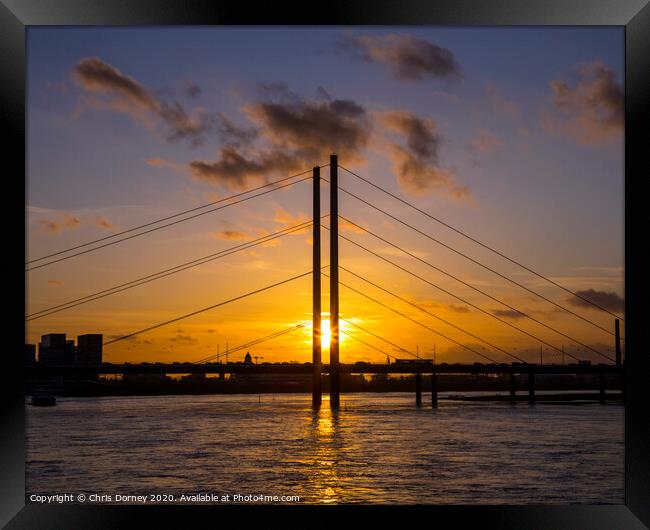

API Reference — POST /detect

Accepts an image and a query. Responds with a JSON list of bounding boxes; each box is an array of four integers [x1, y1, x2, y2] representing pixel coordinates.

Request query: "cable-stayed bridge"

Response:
[[25, 155, 625, 408]]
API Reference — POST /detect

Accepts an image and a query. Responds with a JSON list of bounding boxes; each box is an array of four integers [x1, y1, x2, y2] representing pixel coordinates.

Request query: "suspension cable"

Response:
[[103, 271, 311, 347], [339, 164, 624, 322]]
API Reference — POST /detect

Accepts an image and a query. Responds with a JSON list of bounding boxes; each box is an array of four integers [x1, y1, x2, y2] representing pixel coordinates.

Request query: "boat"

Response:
[[30, 394, 56, 407]]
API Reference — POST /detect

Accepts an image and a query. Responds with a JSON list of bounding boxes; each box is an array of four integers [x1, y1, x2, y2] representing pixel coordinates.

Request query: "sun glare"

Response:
[[321, 320, 331, 350]]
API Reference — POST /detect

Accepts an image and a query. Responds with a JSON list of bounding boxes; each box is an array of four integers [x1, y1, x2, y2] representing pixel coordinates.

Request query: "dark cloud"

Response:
[[244, 88, 371, 161], [190, 86, 371, 188], [542, 60, 623, 146], [189, 146, 298, 190], [339, 34, 461, 82], [170, 334, 198, 344], [379, 111, 471, 199], [492, 309, 526, 320], [567, 289, 624, 312], [217, 114, 259, 148], [73, 57, 215, 146]]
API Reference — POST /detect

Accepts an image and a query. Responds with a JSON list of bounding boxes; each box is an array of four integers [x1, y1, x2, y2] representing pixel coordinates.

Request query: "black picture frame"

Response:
[[3, 1, 648, 527]]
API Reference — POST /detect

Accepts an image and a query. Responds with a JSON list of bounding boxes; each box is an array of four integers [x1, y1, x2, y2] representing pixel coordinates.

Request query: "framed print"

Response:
[[3, 0, 649, 528]]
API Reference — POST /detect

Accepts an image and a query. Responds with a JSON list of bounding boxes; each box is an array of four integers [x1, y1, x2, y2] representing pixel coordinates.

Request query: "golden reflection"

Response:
[[306, 399, 343, 504]]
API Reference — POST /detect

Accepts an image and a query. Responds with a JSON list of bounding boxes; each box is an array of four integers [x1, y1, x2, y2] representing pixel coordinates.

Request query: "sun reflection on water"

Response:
[[306, 400, 343, 504]]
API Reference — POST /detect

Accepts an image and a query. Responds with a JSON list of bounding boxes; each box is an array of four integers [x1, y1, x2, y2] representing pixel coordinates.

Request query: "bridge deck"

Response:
[[25, 362, 623, 376]]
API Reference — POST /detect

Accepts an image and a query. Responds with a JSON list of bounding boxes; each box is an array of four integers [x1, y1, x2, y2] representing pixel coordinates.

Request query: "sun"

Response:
[[321, 320, 331, 351], [320, 319, 347, 351]]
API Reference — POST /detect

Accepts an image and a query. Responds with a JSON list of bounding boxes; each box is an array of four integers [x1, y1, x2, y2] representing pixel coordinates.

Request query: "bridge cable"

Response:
[[339, 164, 624, 322], [338, 266, 527, 363], [27, 174, 313, 272], [322, 271, 497, 364], [329, 181, 622, 341], [28, 218, 323, 321], [340, 329, 400, 361], [340, 317, 418, 359], [103, 271, 311, 347], [27, 166, 323, 265], [193, 321, 312, 364], [330, 222, 593, 362]]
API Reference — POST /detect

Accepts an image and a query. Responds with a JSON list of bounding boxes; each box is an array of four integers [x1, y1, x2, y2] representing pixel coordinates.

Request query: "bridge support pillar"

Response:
[[599, 373, 606, 404], [415, 373, 422, 406], [329, 154, 340, 409], [528, 373, 535, 404], [509, 373, 516, 404], [431, 373, 438, 408], [312, 165, 322, 409]]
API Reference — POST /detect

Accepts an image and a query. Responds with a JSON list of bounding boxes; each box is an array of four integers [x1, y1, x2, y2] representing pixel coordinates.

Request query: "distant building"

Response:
[[65, 340, 76, 363], [24, 344, 36, 365], [394, 358, 432, 364], [39, 334, 67, 364], [77, 334, 103, 364], [243, 352, 253, 365]]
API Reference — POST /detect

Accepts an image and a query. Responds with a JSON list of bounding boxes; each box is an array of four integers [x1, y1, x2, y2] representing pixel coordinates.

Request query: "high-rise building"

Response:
[[24, 344, 36, 365], [77, 334, 103, 364], [65, 340, 77, 363], [39, 334, 66, 364]]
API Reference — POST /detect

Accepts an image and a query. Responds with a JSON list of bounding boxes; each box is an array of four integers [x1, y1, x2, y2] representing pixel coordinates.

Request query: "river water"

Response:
[[25, 393, 624, 504]]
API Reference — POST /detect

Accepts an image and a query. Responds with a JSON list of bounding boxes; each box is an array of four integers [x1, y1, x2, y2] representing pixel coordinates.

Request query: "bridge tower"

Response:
[[329, 154, 340, 408], [312, 166, 322, 407]]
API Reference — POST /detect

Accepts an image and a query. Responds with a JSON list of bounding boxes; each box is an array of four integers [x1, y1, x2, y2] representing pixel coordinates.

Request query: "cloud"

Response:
[[447, 304, 471, 314], [189, 146, 297, 190], [95, 217, 115, 230], [378, 111, 471, 199], [217, 114, 259, 147], [214, 230, 249, 241], [106, 334, 151, 344], [170, 334, 198, 344], [541, 60, 623, 146], [416, 299, 470, 314], [339, 34, 461, 82], [567, 289, 624, 312], [72, 57, 215, 146], [38, 213, 81, 234], [492, 309, 526, 320], [145, 157, 185, 172], [467, 128, 504, 155], [484, 83, 520, 119], [190, 86, 371, 189], [273, 206, 310, 236], [244, 86, 371, 161]]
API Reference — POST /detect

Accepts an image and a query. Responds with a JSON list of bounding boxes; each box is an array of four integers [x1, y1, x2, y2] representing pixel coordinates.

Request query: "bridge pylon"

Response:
[[312, 166, 322, 408], [329, 154, 340, 408]]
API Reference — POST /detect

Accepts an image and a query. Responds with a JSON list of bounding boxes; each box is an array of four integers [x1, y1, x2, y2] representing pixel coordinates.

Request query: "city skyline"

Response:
[[26, 27, 625, 365]]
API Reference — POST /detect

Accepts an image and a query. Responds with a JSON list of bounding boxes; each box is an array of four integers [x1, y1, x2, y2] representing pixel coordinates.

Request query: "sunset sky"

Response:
[[26, 27, 624, 365]]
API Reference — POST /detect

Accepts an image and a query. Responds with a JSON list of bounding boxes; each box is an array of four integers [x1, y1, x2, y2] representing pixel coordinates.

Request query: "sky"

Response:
[[26, 27, 625, 365]]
